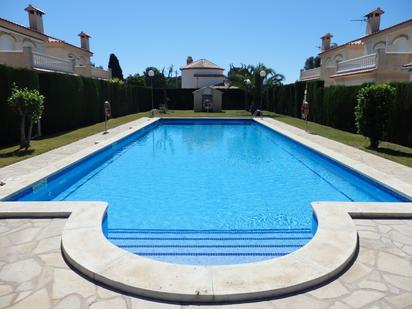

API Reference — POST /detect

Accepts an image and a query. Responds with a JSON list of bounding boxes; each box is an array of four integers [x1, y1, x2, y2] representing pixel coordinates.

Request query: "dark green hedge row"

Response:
[[0, 65, 251, 146], [267, 80, 412, 147], [222, 89, 250, 110], [0, 65, 40, 146], [0, 65, 155, 146]]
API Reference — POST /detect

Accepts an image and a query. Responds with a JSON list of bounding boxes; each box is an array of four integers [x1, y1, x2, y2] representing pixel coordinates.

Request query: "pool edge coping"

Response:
[[0, 201, 411, 302]]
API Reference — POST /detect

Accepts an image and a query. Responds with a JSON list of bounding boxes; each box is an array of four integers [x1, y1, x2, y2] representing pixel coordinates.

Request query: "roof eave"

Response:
[[180, 67, 224, 71]]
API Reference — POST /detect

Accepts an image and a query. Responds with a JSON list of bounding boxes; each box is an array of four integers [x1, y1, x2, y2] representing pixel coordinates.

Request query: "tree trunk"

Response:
[[25, 118, 34, 150], [19, 114, 27, 149], [369, 138, 379, 149]]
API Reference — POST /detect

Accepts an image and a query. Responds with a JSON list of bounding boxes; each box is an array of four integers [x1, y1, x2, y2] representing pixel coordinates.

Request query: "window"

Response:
[[78, 56, 87, 66], [22, 39, 35, 49], [334, 54, 343, 64], [0, 33, 15, 50], [373, 41, 386, 52], [324, 58, 333, 67], [392, 35, 409, 52]]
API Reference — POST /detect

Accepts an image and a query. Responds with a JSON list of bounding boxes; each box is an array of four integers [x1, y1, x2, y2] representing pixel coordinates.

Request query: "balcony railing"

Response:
[[91, 67, 111, 80], [336, 53, 376, 74], [32, 51, 74, 73], [300, 67, 320, 81]]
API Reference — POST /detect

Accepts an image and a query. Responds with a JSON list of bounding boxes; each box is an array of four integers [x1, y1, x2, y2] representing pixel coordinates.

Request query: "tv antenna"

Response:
[[350, 18, 366, 23]]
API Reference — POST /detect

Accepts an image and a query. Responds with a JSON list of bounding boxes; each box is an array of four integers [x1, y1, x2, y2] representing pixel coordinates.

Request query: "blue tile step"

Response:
[[106, 228, 313, 265]]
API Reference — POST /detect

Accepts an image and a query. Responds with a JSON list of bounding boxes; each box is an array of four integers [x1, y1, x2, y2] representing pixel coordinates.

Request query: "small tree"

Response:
[[355, 84, 396, 149], [7, 83, 45, 150], [304, 56, 321, 70], [108, 53, 124, 80]]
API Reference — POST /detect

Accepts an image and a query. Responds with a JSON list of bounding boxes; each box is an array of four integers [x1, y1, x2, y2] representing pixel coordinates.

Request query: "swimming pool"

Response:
[[8, 118, 408, 265]]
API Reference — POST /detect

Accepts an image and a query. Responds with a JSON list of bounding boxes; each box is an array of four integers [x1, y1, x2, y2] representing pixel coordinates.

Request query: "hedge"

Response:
[[0, 65, 156, 146], [0, 65, 39, 146], [0, 65, 250, 146], [2, 63, 410, 148], [267, 80, 412, 147]]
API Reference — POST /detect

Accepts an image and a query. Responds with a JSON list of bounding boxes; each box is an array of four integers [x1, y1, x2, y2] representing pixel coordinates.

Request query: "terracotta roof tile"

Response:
[[180, 59, 224, 71]]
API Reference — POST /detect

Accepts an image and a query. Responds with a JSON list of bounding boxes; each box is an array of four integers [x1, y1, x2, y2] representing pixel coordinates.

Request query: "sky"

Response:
[[1, 0, 411, 83]]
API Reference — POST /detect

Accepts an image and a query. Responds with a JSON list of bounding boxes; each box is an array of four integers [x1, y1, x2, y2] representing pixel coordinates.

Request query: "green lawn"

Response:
[[1, 109, 411, 168]]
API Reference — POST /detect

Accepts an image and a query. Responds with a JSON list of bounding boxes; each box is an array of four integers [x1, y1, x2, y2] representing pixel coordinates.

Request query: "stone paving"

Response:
[[0, 218, 411, 308]]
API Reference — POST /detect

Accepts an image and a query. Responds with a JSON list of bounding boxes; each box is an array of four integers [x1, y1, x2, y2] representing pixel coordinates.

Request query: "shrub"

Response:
[[108, 77, 125, 85], [355, 84, 396, 149], [7, 83, 44, 149]]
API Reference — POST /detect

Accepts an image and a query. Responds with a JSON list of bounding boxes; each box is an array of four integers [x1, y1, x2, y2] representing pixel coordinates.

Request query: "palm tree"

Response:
[[228, 63, 284, 113]]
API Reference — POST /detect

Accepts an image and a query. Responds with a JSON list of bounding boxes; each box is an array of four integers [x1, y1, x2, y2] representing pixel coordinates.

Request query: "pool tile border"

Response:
[[0, 117, 159, 200], [256, 118, 412, 200]]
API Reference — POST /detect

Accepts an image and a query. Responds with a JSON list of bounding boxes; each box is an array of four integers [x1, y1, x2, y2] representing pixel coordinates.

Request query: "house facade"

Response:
[[180, 57, 225, 88], [300, 8, 412, 86], [0, 5, 111, 79]]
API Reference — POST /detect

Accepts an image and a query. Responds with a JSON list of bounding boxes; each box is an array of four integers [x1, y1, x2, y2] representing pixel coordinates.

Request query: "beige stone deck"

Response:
[[0, 218, 412, 308]]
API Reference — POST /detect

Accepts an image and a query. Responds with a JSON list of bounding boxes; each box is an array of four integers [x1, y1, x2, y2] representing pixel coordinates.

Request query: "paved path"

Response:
[[0, 218, 411, 308]]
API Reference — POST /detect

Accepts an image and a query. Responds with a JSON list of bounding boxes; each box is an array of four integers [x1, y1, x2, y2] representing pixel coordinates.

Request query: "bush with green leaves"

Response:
[[108, 77, 125, 85], [7, 83, 44, 150], [355, 84, 396, 149]]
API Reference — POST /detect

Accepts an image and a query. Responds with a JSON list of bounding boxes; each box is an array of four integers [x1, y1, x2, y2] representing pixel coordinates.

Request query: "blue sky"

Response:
[[1, 0, 411, 83]]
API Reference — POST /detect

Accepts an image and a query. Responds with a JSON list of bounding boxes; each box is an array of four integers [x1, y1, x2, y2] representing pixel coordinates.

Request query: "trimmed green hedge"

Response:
[[267, 80, 412, 147], [0, 65, 251, 146], [3, 63, 409, 148], [0, 65, 155, 146], [387, 83, 412, 146]]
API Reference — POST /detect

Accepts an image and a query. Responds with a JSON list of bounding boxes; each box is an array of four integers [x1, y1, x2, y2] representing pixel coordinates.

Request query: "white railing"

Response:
[[336, 53, 376, 74], [300, 67, 320, 81], [91, 67, 111, 80], [32, 51, 74, 73]]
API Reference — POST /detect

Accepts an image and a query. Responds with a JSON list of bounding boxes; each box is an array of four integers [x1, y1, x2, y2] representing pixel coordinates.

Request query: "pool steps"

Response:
[[106, 228, 313, 264]]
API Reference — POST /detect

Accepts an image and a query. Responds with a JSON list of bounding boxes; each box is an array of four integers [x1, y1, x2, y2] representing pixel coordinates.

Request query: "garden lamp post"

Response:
[[301, 85, 309, 132], [245, 79, 251, 110], [148, 69, 155, 116], [259, 70, 266, 110]]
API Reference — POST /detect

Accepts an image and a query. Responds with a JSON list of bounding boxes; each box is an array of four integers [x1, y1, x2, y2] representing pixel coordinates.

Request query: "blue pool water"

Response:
[[9, 119, 408, 265]]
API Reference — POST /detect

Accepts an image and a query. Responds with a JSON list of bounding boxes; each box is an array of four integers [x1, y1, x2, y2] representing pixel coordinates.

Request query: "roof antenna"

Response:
[[350, 18, 366, 22]]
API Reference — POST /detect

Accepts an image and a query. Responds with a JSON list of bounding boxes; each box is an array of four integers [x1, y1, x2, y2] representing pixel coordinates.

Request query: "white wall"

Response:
[[364, 25, 412, 54], [0, 30, 44, 52], [182, 68, 224, 88]]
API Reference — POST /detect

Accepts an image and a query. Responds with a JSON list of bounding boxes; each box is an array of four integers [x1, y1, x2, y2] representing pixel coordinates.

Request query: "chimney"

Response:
[[186, 56, 193, 65], [321, 33, 333, 51], [365, 8, 384, 35], [78, 32, 91, 50], [25, 4, 45, 33]]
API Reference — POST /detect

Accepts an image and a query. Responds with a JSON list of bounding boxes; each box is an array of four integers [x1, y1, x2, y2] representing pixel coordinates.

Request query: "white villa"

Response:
[[300, 8, 412, 86], [0, 4, 111, 79], [180, 57, 225, 88]]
